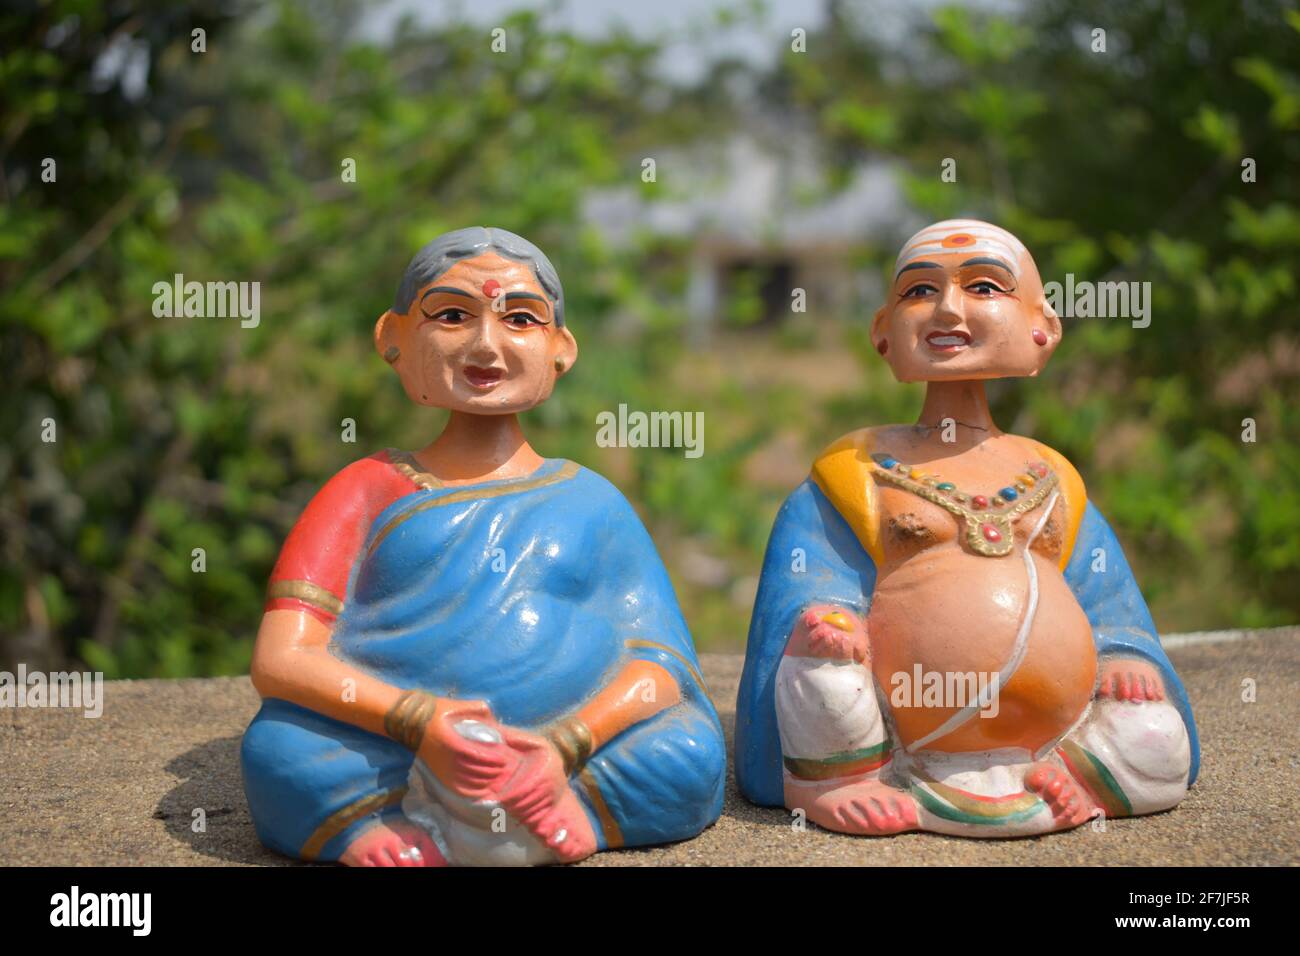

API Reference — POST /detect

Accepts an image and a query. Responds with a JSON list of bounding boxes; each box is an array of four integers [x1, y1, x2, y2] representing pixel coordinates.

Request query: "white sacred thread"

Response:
[[905, 490, 1060, 753]]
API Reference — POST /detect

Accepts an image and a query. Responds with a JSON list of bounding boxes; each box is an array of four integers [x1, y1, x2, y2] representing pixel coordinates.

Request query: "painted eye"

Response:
[[434, 308, 468, 324], [503, 311, 542, 329], [902, 283, 937, 298], [967, 280, 1005, 296]]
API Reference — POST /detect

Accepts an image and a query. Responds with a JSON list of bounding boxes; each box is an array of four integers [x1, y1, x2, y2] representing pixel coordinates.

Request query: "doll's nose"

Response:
[[935, 282, 964, 323], [467, 314, 503, 360]]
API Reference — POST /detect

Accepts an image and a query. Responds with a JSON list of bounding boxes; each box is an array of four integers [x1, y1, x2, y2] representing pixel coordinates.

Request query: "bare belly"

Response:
[[868, 547, 1097, 755]]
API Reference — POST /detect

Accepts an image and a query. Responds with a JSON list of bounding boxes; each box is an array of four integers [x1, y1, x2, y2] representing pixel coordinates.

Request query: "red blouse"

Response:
[[263, 450, 426, 625]]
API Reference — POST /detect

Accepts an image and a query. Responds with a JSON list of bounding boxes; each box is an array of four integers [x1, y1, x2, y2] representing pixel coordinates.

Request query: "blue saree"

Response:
[[242, 459, 725, 860]]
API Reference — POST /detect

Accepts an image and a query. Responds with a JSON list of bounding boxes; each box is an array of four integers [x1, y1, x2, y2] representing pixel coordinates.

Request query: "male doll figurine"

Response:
[[736, 219, 1197, 836]]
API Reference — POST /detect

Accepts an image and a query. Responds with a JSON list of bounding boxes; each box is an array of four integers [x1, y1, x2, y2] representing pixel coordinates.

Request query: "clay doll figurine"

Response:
[[242, 227, 725, 865], [736, 220, 1198, 837]]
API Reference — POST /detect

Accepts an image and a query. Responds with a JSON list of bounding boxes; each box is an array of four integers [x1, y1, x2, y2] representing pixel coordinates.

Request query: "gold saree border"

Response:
[[266, 579, 344, 617], [624, 638, 708, 694], [385, 448, 443, 491], [366, 460, 581, 557], [577, 768, 624, 849], [299, 785, 409, 860]]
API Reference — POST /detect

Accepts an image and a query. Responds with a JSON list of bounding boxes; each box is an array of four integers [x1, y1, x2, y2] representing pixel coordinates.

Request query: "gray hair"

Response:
[[392, 226, 565, 326]]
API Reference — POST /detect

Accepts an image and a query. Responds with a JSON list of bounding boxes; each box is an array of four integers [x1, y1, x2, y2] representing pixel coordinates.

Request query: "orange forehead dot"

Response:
[[941, 234, 974, 247]]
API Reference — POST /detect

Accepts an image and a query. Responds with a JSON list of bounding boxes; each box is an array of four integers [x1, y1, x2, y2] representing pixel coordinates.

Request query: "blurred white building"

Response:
[[582, 130, 911, 338]]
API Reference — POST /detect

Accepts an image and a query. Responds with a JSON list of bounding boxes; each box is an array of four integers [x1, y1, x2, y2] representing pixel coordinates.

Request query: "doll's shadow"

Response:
[[155, 736, 312, 866], [715, 713, 800, 832], [155, 717, 793, 863]]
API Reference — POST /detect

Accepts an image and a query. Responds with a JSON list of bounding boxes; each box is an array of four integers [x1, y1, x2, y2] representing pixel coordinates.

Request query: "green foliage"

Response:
[[2, 0, 1297, 677], [1, 0, 725, 673]]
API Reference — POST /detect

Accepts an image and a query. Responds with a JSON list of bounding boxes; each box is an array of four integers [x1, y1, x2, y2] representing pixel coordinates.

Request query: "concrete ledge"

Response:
[[2, 628, 1297, 866]]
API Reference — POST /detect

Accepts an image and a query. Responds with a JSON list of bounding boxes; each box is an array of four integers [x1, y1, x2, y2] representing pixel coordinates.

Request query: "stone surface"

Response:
[[1, 629, 1296, 866]]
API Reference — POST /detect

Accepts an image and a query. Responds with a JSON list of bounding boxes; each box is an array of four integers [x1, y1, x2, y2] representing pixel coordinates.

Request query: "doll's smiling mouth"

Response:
[[463, 365, 505, 389], [925, 330, 972, 352]]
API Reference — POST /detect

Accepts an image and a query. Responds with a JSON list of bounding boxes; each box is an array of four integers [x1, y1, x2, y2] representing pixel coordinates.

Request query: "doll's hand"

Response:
[[1097, 658, 1165, 702], [414, 707, 596, 862], [789, 604, 869, 663], [417, 699, 519, 800]]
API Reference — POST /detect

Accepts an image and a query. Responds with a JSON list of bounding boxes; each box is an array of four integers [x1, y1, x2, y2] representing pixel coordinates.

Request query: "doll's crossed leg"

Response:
[[775, 652, 919, 834], [1053, 695, 1191, 820], [909, 681, 1191, 834], [775, 647, 1064, 837]]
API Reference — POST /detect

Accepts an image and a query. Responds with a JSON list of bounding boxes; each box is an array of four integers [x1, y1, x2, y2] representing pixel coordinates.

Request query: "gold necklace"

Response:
[[870, 454, 1058, 557]]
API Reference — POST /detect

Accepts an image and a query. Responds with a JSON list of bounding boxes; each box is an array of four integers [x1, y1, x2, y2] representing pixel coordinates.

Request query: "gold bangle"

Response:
[[384, 689, 440, 752], [544, 716, 594, 776]]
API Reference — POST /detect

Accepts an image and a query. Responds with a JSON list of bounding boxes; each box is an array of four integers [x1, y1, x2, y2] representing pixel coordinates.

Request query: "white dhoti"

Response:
[[1061, 698, 1191, 817], [775, 655, 888, 761]]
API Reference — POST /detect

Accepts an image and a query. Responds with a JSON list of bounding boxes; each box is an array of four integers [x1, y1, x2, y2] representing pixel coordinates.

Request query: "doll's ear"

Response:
[[554, 326, 579, 376], [1027, 300, 1063, 377], [1041, 299, 1063, 341], [869, 305, 889, 354], [374, 310, 397, 359]]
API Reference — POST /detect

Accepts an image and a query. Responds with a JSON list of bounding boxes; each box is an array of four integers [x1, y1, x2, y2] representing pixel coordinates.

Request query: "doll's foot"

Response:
[[1097, 659, 1165, 702], [496, 728, 597, 863], [510, 788, 598, 863], [1024, 762, 1092, 829], [429, 718, 596, 862], [339, 816, 447, 867], [793, 778, 919, 835]]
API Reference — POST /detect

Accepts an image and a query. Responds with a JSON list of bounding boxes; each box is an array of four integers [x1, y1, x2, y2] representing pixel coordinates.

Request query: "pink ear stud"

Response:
[[1032, 329, 1048, 346]]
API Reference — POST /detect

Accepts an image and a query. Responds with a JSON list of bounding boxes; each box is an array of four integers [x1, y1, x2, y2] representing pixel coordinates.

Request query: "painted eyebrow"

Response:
[[896, 261, 942, 277], [960, 257, 1016, 272], [503, 291, 548, 304], [421, 286, 475, 300]]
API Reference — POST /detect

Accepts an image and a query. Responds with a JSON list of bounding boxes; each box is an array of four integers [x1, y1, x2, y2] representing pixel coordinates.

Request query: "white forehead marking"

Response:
[[895, 219, 1027, 277]]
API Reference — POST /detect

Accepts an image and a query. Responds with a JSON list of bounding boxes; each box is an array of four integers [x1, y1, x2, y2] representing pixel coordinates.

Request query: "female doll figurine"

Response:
[[242, 227, 725, 865], [736, 220, 1198, 837]]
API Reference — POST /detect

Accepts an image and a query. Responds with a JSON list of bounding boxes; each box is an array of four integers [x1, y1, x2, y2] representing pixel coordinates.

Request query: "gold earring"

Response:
[[554, 357, 565, 372], [384, 346, 400, 364]]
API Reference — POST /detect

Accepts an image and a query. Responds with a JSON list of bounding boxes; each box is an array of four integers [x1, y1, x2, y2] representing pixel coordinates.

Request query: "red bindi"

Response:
[[482, 279, 502, 299]]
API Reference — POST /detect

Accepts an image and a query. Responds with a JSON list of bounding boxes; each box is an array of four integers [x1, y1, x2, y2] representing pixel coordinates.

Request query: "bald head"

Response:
[[895, 219, 1033, 279], [872, 219, 1061, 383]]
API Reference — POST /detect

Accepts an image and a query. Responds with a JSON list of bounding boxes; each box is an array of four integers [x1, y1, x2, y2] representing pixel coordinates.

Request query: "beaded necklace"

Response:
[[870, 453, 1058, 557]]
